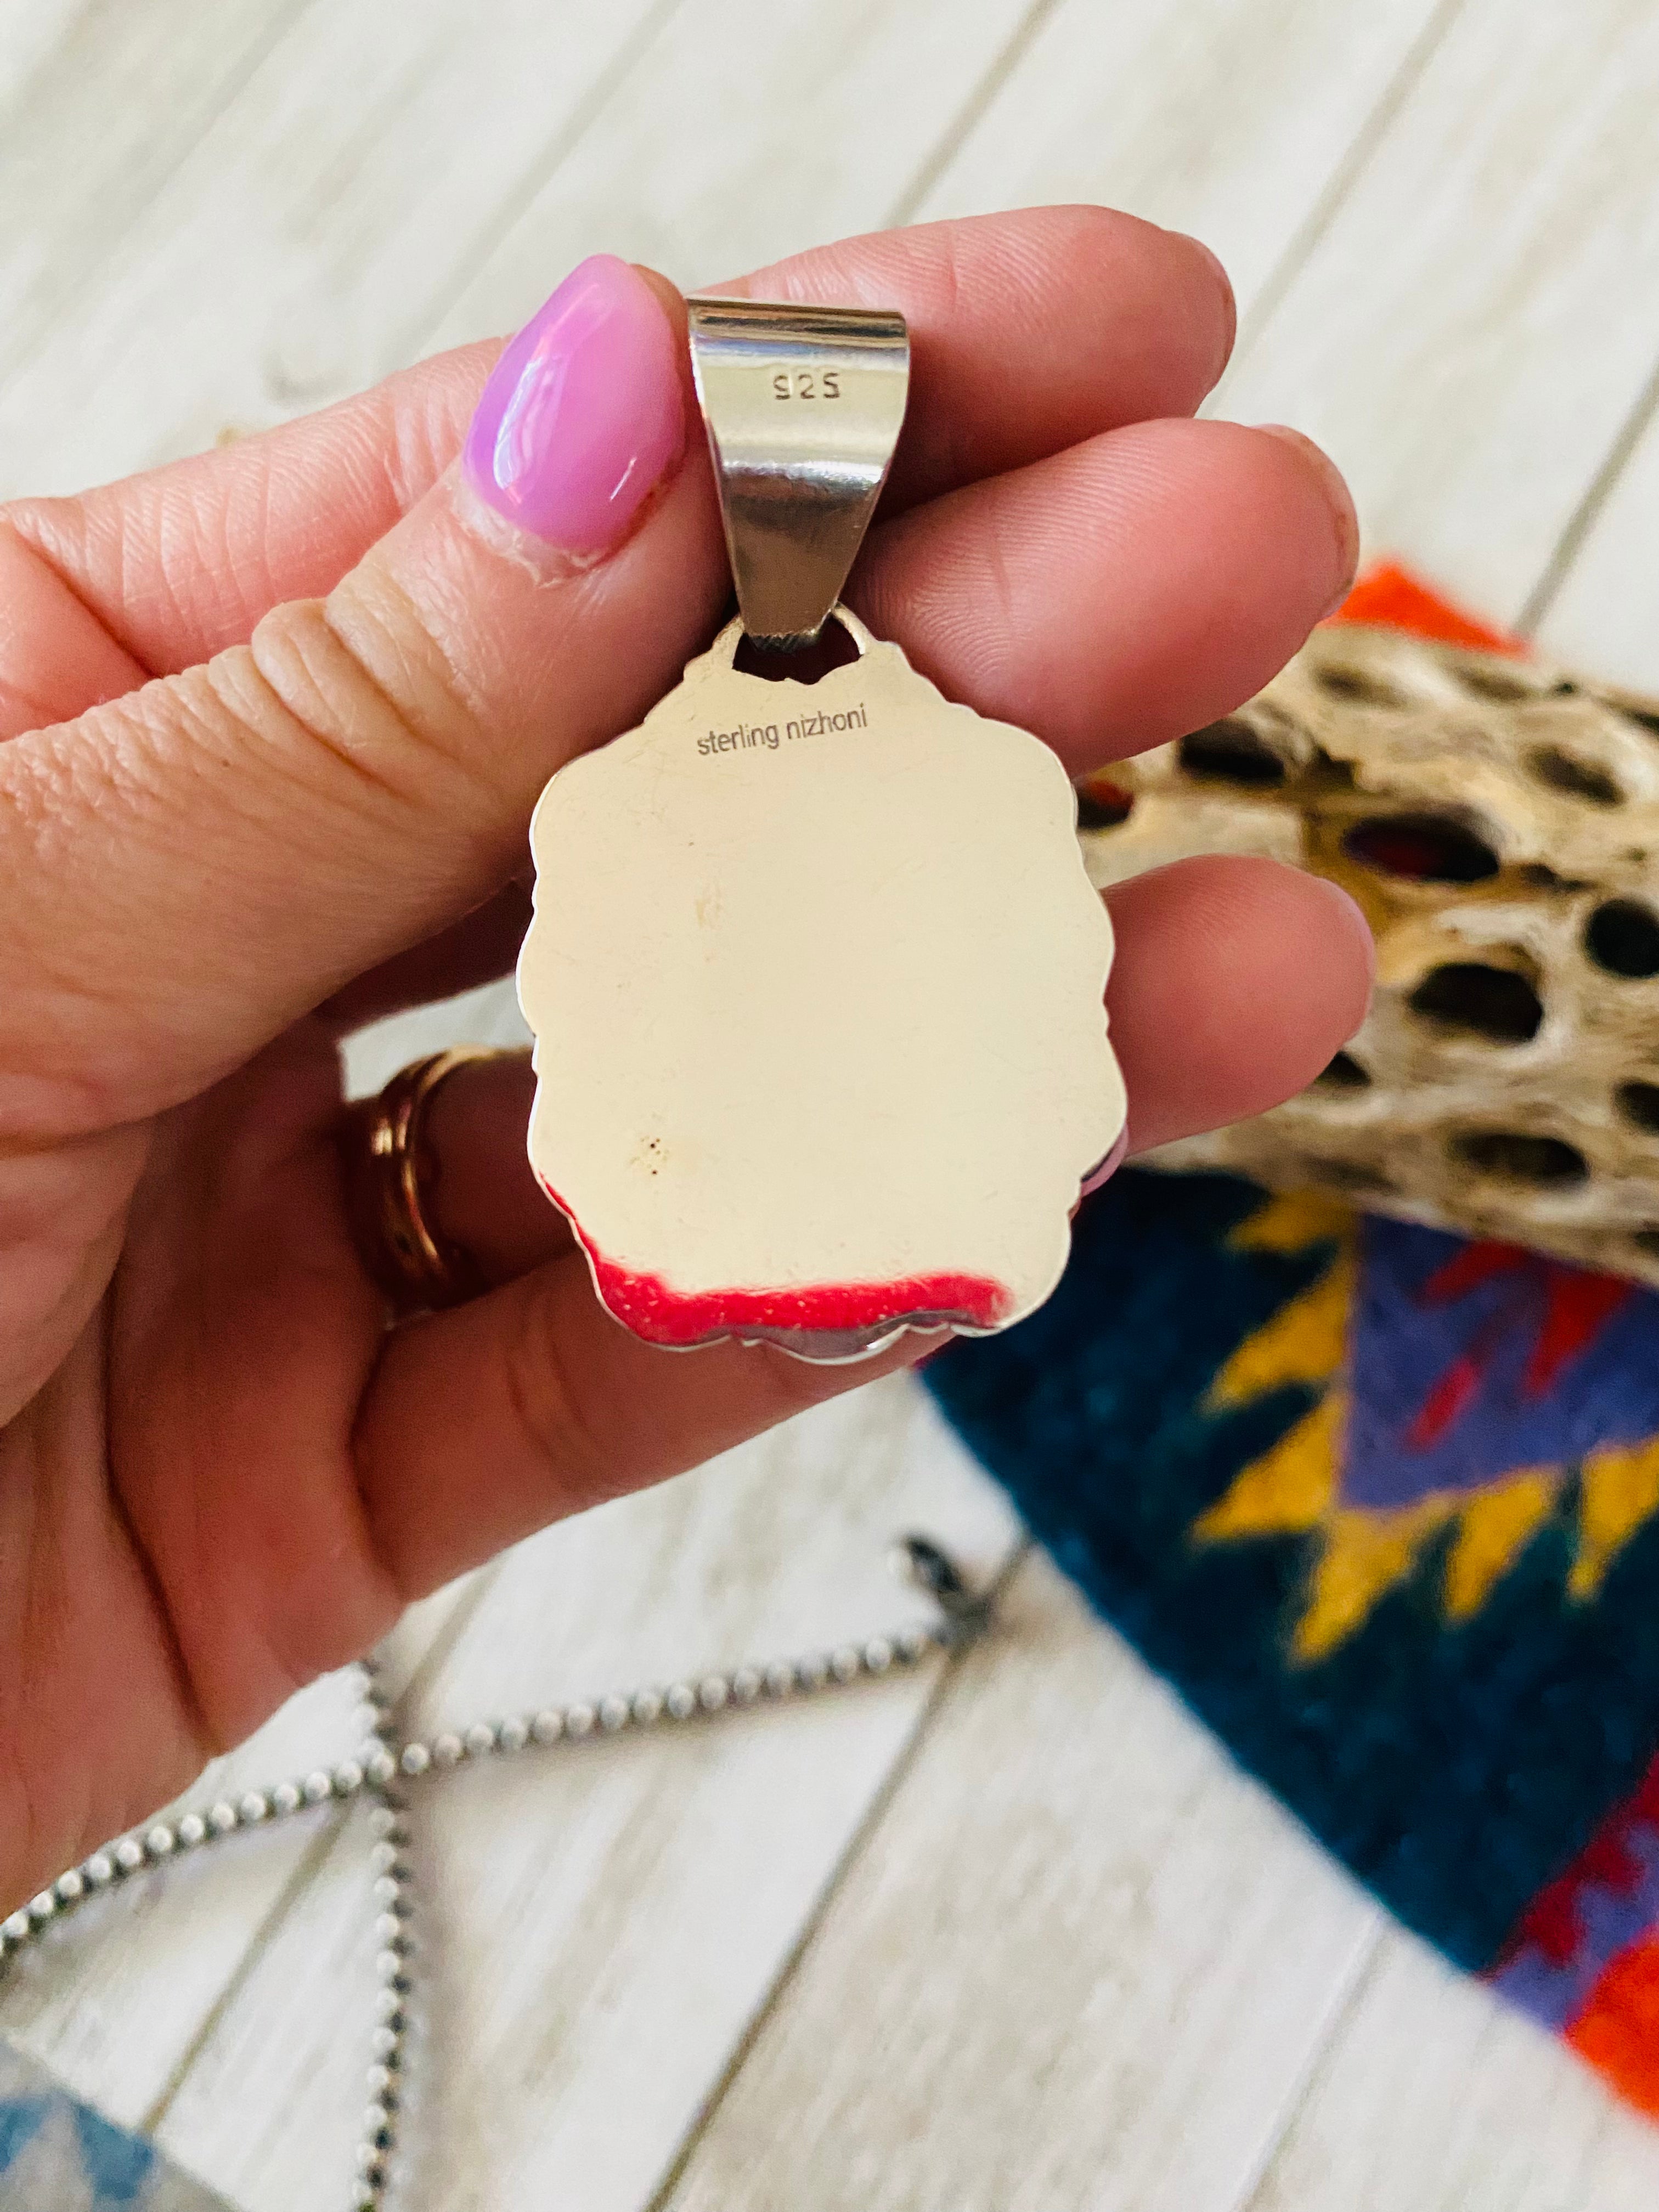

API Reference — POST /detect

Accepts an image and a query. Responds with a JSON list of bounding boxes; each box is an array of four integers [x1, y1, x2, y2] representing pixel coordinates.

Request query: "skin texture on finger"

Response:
[[0, 1317, 214, 1900], [851, 415, 1358, 769], [109, 1026, 400, 1742], [0, 207, 1232, 712], [354, 851, 1373, 1597], [0, 398, 1353, 1138], [0, 416, 721, 1126], [0, 1023, 403, 1897], [316, 877, 533, 1035], [0, 343, 499, 719], [0, 523, 147, 736], [721, 205, 1234, 509]]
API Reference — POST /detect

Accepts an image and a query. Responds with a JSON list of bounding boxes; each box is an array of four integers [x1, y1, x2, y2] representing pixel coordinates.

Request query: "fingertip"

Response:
[[1163, 225, 1236, 394], [1031, 205, 1237, 416], [1304, 868, 1377, 998], [1253, 424, 1361, 616], [1106, 854, 1375, 1153], [857, 414, 1364, 769]]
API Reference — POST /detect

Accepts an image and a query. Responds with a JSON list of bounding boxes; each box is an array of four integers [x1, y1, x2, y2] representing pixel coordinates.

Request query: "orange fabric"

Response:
[[1325, 560, 1526, 656], [1566, 1931, 1659, 2117]]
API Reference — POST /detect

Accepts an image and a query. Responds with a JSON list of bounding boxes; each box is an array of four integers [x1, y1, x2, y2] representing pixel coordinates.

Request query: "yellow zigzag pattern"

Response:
[[1190, 1193, 1649, 1660]]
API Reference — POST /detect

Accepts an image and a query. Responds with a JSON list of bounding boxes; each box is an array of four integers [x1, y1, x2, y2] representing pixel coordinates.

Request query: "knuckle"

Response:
[[238, 594, 494, 834]]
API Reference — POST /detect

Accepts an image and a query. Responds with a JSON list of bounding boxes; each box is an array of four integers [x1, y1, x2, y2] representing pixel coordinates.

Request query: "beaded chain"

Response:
[[0, 1536, 992, 2209]]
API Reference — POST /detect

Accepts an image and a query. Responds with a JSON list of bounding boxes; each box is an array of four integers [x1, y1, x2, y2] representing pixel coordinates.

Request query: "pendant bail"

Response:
[[686, 296, 910, 651]]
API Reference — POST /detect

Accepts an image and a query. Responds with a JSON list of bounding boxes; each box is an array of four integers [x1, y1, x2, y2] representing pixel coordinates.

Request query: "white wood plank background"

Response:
[[4, 2, 1659, 2207]]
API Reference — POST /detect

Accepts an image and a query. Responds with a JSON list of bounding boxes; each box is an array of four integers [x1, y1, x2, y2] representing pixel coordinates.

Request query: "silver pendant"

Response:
[[518, 297, 1126, 1359]]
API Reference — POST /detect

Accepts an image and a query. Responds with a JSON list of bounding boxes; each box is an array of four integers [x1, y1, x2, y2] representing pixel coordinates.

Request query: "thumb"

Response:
[[3, 255, 720, 1122]]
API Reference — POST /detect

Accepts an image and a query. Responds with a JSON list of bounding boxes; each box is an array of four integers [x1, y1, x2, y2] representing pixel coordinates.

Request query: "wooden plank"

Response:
[[1529, 382, 1659, 694], [661, 1547, 1382, 2212], [0, 1672, 358, 2133], [0, 0, 93, 107], [422, 0, 1041, 351], [0, 0, 679, 496], [0, 0, 315, 395], [907, 0, 1458, 318], [1246, 1927, 1659, 2211], [339, 977, 529, 1102], [1215, 0, 1659, 627], [144, 1381, 1019, 2212]]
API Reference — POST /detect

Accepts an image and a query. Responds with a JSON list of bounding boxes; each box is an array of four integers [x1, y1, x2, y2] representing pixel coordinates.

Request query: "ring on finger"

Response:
[[345, 1047, 511, 1317]]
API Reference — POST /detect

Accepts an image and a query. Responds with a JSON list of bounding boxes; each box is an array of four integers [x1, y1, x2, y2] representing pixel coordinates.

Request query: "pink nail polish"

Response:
[[464, 254, 684, 555]]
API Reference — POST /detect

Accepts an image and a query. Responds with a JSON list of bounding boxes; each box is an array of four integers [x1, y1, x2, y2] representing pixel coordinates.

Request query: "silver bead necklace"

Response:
[[0, 1535, 992, 2210]]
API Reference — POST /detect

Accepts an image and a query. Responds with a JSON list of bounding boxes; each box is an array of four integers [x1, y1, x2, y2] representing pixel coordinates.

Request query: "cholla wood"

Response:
[[1080, 623, 1659, 1286]]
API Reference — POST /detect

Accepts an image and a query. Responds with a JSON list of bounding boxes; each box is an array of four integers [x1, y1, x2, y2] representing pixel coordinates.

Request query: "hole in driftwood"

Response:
[[1342, 813, 1500, 884], [1177, 719, 1287, 787], [1075, 779, 1134, 830], [1313, 1160, 1394, 1195], [1453, 1130, 1588, 1186], [1457, 664, 1537, 704], [1315, 1051, 1372, 1090], [1313, 664, 1407, 709], [1616, 1081, 1659, 1134], [1528, 746, 1623, 806], [1407, 962, 1543, 1043], [1586, 900, 1659, 979]]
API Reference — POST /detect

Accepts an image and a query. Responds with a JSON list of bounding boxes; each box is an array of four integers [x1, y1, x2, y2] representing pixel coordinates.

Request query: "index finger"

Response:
[[0, 207, 1232, 702]]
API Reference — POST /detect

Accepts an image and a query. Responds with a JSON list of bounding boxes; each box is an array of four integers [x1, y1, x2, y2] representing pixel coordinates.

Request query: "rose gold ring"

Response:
[[345, 1046, 506, 1317]]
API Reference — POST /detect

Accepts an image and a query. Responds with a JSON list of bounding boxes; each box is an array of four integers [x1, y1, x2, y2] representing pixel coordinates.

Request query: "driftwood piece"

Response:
[[1080, 622, 1659, 1284]]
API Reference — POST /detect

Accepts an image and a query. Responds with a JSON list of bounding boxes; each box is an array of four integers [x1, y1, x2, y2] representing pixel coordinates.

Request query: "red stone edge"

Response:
[[538, 1175, 1015, 1353]]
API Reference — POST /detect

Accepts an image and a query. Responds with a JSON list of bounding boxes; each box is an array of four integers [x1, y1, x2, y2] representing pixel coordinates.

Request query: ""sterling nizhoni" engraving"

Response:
[[697, 702, 869, 755]]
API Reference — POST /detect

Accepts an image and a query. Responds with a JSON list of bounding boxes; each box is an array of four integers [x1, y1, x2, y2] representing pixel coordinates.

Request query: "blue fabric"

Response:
[[0, 2041, 225, 2210], [1343, 1216, 1659, 1508], [71, 2108, 154, 2204], [0, 2098, 48, 2174]]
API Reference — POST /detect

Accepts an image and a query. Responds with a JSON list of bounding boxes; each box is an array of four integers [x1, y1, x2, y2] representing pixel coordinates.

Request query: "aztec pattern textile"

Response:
[[929, 1163, 1659, 2122], [0, 2040, 228, 2210], [933, 564, 1659, 2121]]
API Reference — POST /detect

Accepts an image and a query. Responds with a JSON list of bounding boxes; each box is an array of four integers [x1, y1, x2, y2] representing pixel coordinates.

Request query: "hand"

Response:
[[0, 208, 1370, 1910]]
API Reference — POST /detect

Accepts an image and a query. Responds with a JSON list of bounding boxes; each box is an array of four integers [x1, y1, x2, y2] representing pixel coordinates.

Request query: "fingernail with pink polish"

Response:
[[464, 255, 684, 556]]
